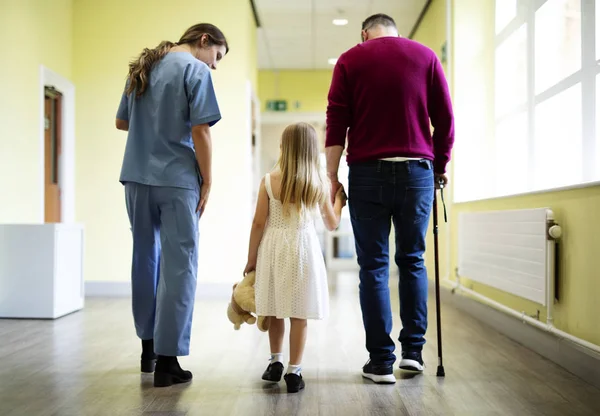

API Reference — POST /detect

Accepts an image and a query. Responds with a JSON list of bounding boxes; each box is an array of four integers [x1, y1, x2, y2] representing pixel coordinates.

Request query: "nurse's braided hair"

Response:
[[126, 23, 229, 97]]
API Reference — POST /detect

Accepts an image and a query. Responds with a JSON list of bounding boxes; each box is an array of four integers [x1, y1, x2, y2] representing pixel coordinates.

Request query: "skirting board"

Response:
[[85, 281, 231, 299], [442, 285, 600, 390], [85, 281, 131, 297]]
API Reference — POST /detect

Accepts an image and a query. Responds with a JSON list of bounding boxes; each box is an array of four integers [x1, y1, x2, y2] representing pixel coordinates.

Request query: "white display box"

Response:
[[0, 224, 84, 319]]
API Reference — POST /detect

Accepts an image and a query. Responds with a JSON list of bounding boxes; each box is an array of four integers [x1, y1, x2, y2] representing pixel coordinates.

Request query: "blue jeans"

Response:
[[348, 160, 434, 366], [125, 182, 200, 356]]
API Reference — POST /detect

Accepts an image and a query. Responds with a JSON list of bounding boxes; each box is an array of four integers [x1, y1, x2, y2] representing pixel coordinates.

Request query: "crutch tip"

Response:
[[436, 366, 445, 377]]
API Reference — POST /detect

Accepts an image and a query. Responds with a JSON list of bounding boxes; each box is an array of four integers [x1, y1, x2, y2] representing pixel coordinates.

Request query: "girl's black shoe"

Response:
[[262, 362, 284, 382], [284, 373, 305, 393]]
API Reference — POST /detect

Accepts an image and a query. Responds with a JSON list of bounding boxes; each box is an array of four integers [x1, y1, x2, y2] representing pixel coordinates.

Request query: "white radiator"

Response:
[[458, 208, 560, 306]]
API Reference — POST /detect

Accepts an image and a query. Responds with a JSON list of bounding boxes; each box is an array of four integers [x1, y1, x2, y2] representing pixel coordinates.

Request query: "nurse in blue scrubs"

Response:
[[115, 23, 228, 387]]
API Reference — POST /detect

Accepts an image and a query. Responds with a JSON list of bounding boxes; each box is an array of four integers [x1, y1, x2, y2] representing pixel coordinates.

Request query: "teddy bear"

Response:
[[227, 271, 270, 332]]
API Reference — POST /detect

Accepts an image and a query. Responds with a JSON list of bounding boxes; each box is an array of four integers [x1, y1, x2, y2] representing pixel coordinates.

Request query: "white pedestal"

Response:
[[0, 224, 84, 319]]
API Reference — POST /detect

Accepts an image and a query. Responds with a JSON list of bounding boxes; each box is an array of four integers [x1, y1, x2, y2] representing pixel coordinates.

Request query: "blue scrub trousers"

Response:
[[124, 182, 200, 356]]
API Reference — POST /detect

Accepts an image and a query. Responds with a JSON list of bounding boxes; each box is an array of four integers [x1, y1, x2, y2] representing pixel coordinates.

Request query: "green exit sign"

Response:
[[266, 100, 288, 112]]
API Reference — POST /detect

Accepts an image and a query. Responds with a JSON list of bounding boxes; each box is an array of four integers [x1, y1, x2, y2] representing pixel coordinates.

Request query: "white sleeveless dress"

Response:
[[255, 173, 329, 320]]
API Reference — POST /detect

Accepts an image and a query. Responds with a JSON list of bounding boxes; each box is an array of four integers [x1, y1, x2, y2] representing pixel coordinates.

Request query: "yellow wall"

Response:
[[72, 0, 258, 283], [411, 0, 451, 282], [0, 0, 73, 222], [412, 0, 447, 62], [447, 0, 600, 346], [256, 0, 448, 116], [451, 187, 600, 345], [0, 0, 257, 285], [256, 1, 453, 282], [258, 70, 333, 113], [452, 0, 496, 200]]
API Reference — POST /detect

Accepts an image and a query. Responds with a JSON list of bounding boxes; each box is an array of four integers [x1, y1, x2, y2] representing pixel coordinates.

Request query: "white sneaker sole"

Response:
[[362, 371, 396, 384], [399, 358, 424, 372]]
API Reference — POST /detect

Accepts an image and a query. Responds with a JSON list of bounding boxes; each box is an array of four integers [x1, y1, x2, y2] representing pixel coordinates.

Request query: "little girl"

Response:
[[244, 122, 346, 393]]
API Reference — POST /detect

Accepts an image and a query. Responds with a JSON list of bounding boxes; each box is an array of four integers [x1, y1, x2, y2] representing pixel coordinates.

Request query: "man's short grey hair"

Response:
[[361, 13, 397, 31]]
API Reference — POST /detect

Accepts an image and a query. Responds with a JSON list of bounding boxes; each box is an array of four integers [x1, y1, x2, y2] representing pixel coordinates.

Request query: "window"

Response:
[[454, 123, 489, 202], [453, 45, 494, 202], [496, 0, 518, 34], [534, 84, 582, 189], [535, 0, 581, 94], [495, 112, 528, 196], [597, 0, 600, 59], [496, 24, 527, 117], [453, 0, 600, 202]]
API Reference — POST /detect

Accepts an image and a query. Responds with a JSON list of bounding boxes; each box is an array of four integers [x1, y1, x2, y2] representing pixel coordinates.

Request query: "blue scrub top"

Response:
[[117, 52, 221, 190]]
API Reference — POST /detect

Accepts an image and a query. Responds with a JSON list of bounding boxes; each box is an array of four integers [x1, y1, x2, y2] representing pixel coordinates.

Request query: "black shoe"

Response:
[[153, 355, 193, 387], [262, 361, 284, 382], [399, 351, 424, 372], [284, 373, 305, 393], [141, 339, 157, 373], [362, 360, 396, 384]]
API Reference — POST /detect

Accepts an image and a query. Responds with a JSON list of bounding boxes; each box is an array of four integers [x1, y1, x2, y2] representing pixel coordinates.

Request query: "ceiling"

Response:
[[254, 0, 429, 70]]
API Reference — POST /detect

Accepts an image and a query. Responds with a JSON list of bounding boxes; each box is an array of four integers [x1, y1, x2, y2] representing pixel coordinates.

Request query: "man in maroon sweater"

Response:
[[326, 14, 454, 384]]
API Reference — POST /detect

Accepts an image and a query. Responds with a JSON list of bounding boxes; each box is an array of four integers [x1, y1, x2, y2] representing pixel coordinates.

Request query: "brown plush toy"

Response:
[[227, 271, 270, 332]]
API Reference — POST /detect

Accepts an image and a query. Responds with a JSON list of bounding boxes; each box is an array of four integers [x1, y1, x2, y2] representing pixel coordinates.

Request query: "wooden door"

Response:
[[44, 88, 62, 223]]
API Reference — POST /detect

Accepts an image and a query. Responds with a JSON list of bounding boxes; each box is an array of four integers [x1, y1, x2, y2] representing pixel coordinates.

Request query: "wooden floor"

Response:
[[1, 273, 600, 416]]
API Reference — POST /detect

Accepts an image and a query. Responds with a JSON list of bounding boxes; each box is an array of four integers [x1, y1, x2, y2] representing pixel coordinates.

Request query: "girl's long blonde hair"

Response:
[[277, 122, 329, 216]]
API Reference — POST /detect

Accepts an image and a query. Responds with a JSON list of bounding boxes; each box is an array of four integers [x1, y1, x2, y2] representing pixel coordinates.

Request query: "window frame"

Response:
[[455, 0, 599, 203]]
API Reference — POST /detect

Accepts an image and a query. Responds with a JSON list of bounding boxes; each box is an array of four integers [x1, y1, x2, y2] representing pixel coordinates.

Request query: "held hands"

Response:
[[329, 176, 343, 204], [335, 185, 347, 208]]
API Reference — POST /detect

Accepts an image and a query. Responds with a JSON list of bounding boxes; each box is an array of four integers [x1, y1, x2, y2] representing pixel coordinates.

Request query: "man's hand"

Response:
[[335, 186, 347, 208], [329, 174, 343, 203], [435, 173, 449, 189], [326, 146, 344, 202], [197, 181, 211, 215]]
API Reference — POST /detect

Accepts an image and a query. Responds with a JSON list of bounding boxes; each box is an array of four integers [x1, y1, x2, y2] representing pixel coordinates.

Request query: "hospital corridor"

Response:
[[1, 0, 600, 415], [2, 277, 599, 415]]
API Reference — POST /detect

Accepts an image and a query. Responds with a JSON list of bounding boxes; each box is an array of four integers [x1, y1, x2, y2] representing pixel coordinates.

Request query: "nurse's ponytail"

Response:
[[126, 23, 228, 98], [126, 41, 175, 97]]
